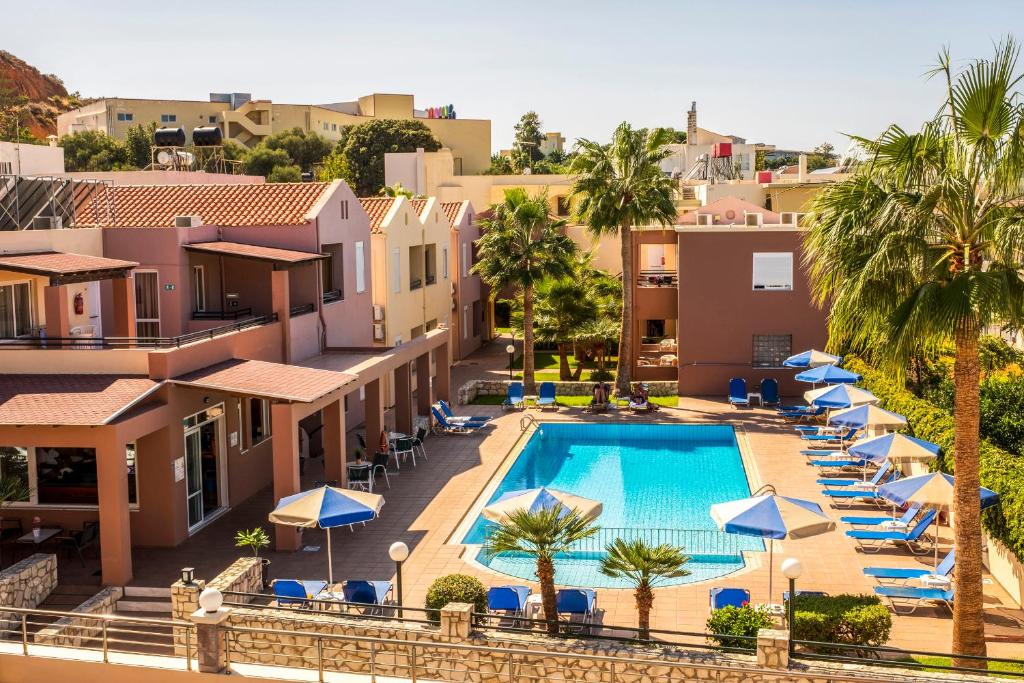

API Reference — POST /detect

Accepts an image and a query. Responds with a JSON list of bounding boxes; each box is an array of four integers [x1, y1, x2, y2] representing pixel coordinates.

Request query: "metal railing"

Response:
[[220, 590, 438, 626], [483, 525, 752, 558], [289, 303, 316, 317], [0, 314, 277, 349], [791, 639, 1024, 678], [191, 307, 253, 320]]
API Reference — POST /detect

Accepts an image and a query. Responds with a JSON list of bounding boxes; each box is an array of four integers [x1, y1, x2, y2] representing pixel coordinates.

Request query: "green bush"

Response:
[[706, 605, 774, 650], [424, 574, 488, 622], [846, 358, 1024, 561], [789, 594, 891, 651]]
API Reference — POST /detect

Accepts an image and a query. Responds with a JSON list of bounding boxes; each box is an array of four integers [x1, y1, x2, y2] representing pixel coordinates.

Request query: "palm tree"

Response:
[[599, 539, 690, 640], [483, 507, 598, 635], [803, 39, 1024, 665], [474, 188, 577, 393], [569, 123, 677, 396], [378, 182, 415, 198]]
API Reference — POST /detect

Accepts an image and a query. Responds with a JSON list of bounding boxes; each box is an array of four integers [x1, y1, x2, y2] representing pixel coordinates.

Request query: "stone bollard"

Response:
[[440, 602, 474, 641], [190, 600, 232, 673], [756, 628, 790, 670]]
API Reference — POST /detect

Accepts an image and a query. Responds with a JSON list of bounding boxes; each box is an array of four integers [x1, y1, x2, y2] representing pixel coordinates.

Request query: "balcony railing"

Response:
[[0, 314, 277, 349], [409, 278, 422, 290], [290, 303, 315, 317], [637, 271, 678, 287], [322, 290, 343, 305], [425, 274, 436, 285], [191, 307, 253, 321]]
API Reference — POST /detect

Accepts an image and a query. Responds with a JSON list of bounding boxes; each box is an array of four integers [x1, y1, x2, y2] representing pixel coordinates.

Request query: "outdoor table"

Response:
[[919, 574, 952, 589], [524, 593, 544, 620], [388, 432, 408, 441], [17, 527, 62, 545], [746, 392, 762, 405], [523, 395, 538, 409]]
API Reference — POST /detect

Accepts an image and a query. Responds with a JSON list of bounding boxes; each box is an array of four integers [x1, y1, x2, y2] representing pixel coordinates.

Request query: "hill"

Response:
[[0, 51, 87, 140]]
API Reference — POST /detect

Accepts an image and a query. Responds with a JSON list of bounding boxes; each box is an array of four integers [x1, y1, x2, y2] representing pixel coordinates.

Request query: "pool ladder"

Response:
[[520, 413, 539, 432]]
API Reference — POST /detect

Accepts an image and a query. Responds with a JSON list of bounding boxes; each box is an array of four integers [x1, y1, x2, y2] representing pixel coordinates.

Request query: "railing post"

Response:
[[411, 642, 417, 682], [317, 636, 324, 683], [21, 614, 28, 655], [507, 651, 514, 683], [370, 641, 377, 683], [102, 621, 109, 662], [185, 625, 193, 671]]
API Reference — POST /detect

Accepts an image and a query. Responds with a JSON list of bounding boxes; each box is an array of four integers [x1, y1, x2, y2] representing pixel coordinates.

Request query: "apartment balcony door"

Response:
[[134, 271, 160, 337], [184, 405, 227, 531]]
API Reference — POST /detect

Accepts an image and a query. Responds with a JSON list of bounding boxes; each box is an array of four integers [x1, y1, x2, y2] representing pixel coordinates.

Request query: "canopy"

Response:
[[794, 364, 861, 385], [877, 473, 999, 512], [783, 349, 842, 368], [804, 384, 879, 409], [828, 404, 908, 430], [848, 433, 940, 465], [482, 487, 602, 523]]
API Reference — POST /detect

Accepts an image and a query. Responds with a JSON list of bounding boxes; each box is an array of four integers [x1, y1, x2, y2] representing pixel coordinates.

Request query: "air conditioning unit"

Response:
[[696, 213, 713, 226], [372, 304, 385, 322], [744, 212, 764, 227], [174, 215, 203, 228], [31, 216, 63, 230], [373, 323, 385, 341]]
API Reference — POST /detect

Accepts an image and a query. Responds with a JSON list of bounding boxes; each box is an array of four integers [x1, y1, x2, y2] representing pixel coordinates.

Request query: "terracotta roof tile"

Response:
[[439, 201, 466, 227], [184, 241, 325, 265], [0, 375, 160, 425], [358, 197, 397, 233], [171, 359, 357, 403], [0, 252, 138, 277], [76, 183, 332, 228]]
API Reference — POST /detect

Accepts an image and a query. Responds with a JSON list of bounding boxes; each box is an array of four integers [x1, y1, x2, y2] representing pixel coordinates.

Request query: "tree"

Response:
[[483, 153, 515, 175], [243, 146, 293, 178], [267, 164, 302, 183], [512, 111, 545, 172], [569, 123, 678, 396], [378, 182, 415, 198], [802, 39, 1024, 666], [60, 130, 131, 171], [599, 539, 690, 639], [662, 127, 687, 144], [317, 145, 352, 183], [262, 127, 333, 172], [473, 188, 577, 393], [483, 507, 598, 635], [337, 119, 441, 195], [806, 142, 837, 172], [0, 76, 29, 143], [124, 122, 156, 169]]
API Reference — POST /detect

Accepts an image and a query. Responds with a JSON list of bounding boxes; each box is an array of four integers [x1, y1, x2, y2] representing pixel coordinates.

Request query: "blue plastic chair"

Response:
[[555, 588, 596, 626], [728, 378, 749, 407], [759, 378, 780, 406], [273, 579, 327, 607], [842, 503, 923, 527], [342, 580, 393, 613], [709, 587, 750, 609], [503, 382, 525, 410], [865, 549, 955, 583], [846, 509, 938, 554], [488, 585, 531, 616], [874, 585, 954, 614], [537, 382, 557, 410]]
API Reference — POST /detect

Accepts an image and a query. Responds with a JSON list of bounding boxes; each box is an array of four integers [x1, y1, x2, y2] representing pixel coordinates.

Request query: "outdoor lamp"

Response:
[[505, 344, 515, 381], [181, 567, 195, 585], [198, 587, 223, 614], [389, 541, 410, 618], [781, 557, 803, 651]]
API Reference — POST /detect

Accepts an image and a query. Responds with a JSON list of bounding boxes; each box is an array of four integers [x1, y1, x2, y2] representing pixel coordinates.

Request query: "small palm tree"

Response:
[[378, 182, 415, 198], [599, 539, 690, 640], [473, 188, 577, 393], [483, 507, 598, 635], [569, 123, 677, 396]]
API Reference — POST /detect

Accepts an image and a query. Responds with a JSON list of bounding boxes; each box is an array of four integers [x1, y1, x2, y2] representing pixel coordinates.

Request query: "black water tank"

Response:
[[153, 127, 186, 147], [192, 126, 223, 147]]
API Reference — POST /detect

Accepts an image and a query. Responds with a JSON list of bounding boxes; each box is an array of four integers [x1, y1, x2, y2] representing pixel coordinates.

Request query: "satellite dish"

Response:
[[156, 150, 173, 165]]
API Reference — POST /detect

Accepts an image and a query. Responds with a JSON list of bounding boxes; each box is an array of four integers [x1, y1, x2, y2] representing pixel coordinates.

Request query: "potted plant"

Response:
[[235, 527, 271, 589]]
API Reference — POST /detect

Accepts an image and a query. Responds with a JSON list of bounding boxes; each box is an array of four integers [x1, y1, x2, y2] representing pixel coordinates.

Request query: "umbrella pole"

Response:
[[768, 538, 774, 605], [327, 527, 334, 585], [935, 515, 941, 569]]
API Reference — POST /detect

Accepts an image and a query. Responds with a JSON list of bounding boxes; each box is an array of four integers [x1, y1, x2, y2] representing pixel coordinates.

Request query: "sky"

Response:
[[8, 0, 1022, 155]]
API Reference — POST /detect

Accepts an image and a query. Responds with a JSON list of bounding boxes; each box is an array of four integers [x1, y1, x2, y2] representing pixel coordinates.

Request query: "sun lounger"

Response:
[[709, 587, 750, 609], [503, 382, 525, 410], [438, 399, 491, 424], [273, 579, 328, 608], [341, 580, 393, 614], [780, 406, 826, 421], [537, 382, 558, 410], [846, 509, 937, 553], [809, 457, 869, 471], [842, 503, 922, 528], [874, 585, 954, 614], [728, 378, 749, 407], [488, 585, 531, 617], [821, 470, 899, 507], [556, 588, 596, 630], [864, 549, 955, 584], [760, 378, 780, 406], [818, 461, 892, 488], [802, 427, 858, 443], [431, 406, 488, 434]]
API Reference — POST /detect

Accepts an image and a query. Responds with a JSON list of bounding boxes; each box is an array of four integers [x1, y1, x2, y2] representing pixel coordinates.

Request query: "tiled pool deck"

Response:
[[116, 396, 1023, 657]]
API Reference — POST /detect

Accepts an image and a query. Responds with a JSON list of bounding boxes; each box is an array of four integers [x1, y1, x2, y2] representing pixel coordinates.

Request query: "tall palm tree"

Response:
[[569, 123, 677, 395], [483, 507, 598, 635], [474, 188, 577, 393], [599, 539, 690, 640], [803, 39, 1024, 665]]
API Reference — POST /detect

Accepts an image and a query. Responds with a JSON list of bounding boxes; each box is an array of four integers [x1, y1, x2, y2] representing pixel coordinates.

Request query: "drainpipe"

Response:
[[314, 216, 327, 352]]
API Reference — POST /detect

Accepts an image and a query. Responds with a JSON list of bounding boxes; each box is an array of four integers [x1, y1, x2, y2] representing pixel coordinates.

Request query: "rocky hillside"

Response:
[[0, 51, 86, 140]]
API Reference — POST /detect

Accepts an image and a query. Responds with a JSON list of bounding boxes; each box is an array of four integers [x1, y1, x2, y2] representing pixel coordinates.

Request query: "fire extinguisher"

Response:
[[74, 293, 84, 315]]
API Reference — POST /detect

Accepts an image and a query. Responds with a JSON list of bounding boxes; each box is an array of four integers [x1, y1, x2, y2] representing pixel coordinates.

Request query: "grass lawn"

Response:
[[470, 394, 679, 408], [507, 351, 619, 382], [902, 656, 1024, 675]]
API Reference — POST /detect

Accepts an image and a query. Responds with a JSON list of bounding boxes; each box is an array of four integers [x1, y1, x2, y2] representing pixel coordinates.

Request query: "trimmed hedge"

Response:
[[706, 605, 775, 650], [789, 594, 892, 650], [846, 358, 1024, 561], [424, 573, 488, 622]]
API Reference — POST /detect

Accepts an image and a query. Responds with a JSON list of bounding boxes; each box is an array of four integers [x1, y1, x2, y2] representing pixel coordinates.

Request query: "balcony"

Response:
[[425, 274, 436, 286], [637, 271, 678, 288], [290, 303, 315, 318], [192, 308, 253, 321], [322, 290, 343, 305], [409, 278, 423, 291]]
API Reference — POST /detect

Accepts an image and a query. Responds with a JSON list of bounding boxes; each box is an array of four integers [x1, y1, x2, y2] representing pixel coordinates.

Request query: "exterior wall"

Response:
[[449, 203, 483, 360], [705, 181, 767, 207], [34, 586, 123, 647], [766, 183, 829, 214], [0, 141, 65, 175], [0, 554, 56, 634], [676, 227, 827, 396], [57, 99, 225, 142], [565, 225, 622, 275]]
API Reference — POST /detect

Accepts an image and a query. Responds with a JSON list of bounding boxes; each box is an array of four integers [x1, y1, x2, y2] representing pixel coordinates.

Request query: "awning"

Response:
[[184, 241, 326, 268], [0, 375, 161, 425], [170, 359, 357, 403], [0, 251, 138, 285]]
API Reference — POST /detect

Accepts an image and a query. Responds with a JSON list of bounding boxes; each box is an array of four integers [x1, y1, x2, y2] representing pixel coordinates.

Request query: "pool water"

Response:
[[462, 423, 762, 588]]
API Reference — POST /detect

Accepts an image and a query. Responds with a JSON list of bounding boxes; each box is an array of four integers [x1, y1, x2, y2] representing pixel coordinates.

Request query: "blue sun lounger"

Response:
[[874, 585, 954, 614], [821, 471, 899, 507], [342, 580, 393, 614], [865, 549, 955, 584], [273, 579, 328, 608], [818, 461, 892, 488], [488, 585, 531, 617], [846, 509, 937, 553], [760, 378, 780, 406], [842, 503, 923, 527], [431, 407, 487, 434], [503, 382, 525, 410], [809, 457, 869, 471], [537, 382, 557, 410], [802, 427, 858, 443], [556, 588, 596, 629], [438, 399, 491, 424], [709, 587, 750, 609], [780, 406, 826, 421], [728, 378, 749, 407]]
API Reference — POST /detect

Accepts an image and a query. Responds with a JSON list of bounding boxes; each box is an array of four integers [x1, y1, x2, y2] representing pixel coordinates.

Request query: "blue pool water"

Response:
[[462, 423, 763, 588]]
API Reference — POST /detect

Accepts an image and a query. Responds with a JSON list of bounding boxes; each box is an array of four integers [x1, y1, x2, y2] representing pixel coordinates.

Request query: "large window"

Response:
[[0, 445, 139, 508], [0, 447, 29, 502], [424, 244, 437, 285], [752, 334, 792, 368], [134, 271, 161, 337], [752, 253, 793, 291], [0, 282, 32, 338], [249, 398, 271, 447], [322, 244, 344, 303]]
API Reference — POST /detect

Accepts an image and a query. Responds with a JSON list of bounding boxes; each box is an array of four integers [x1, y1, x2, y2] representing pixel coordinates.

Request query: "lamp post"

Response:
[[389, 541, 410, 618], [781, 557, 803, 654], [505, 344, 515, 382]]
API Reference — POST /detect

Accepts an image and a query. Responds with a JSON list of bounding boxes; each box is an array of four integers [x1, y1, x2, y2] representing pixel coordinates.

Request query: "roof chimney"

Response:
[[687, 102, 697, 146], [797, 154, 808, 182]]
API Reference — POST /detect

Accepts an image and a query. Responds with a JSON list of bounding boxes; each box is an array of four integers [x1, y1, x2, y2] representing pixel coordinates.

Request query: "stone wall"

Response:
[[171, 557, 262, 655], [457, 379, 677, 405], [0, 554, 56, 635], [34, 586, 122, 647]]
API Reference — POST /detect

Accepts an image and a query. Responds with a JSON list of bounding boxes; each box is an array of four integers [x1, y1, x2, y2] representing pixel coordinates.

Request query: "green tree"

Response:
[[378, 182, 415, 198], [569, 122, 677, 395], [0, 76, 29, 143], [483, 507, 598, 635], [512, 111, 545, 172], [263, 127, 334, 172], [60, 130, 130, 171], [662, 127, 687, 144], [243, 147, 293, 177], [806, 142, 837, 171], [337, 119, 440, 195], [124, 122, 156, 169], [802, 39, 1024, 665], [473, 188, 577, 393], [267, 164, 302, 183], [599, 539, 690, 639], [483, 153, 515, 175], [317, 145, 352, 183]]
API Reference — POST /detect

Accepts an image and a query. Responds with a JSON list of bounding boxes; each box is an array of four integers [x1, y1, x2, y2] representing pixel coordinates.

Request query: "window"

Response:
[[117, 112, 134, 122], [391, 247, 402, 293], [752, 334, 792, 368], [0, 446, 138, 508], [442, 246, 449, 279], [0, 161, 11, 174], [462, 304, 469, 339], [322, 244, 344, 303], [208, 116, 217, 124], [160, 114, 177, 123], [0, 282, 32, 338], [332, 123, 337, 131], [249, 398, 271, 447], [355, 241, 366, 293], [134, 271, 160, 337], [556, 196, 571, 216], [461, 242, 468, 278], [192, 266, 206, 313], [340, 200, 349, 220], [0, 447, 29, 502], [752, 252, 793, 291], [125, 442, 138, 505], [472, 300, 482, 338], [424, 244, 437, 285], [323, 122, 329, 131]]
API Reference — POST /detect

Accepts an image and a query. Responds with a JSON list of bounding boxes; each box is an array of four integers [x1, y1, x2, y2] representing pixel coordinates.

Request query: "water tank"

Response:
[[711, 142, 732, 158], [192, 126, 223, 147], [154, 127, 186, 147]]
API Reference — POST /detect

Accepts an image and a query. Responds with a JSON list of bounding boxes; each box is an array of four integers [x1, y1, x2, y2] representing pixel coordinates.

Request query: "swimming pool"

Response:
[[461, 423, 763, 588]]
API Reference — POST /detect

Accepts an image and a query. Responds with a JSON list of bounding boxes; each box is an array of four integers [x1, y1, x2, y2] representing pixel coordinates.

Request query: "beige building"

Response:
[[57, 92, 492, 175]]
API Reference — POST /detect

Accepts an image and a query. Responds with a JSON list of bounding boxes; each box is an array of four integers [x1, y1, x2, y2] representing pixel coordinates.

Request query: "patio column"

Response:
[[364, 379, 383, 449], [43, 283, 71, 340], [394, 362, 413, 435], [271, 402, 301, 551], [96, 430, 133, 586], [112, 276, 136, 338], [433, 341, 451, 403], [322, 399, 346, 487], [416, 352, 432, 415], [271, 269, 292, 363]]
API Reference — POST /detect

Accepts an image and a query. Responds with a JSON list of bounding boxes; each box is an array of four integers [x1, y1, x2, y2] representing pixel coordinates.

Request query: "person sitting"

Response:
[[589, 382, 609, 411], [628, 383, 648, 411]]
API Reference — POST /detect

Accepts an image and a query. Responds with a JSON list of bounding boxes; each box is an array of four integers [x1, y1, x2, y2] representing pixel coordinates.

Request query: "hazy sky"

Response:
[[8, 1, 1021, 154]]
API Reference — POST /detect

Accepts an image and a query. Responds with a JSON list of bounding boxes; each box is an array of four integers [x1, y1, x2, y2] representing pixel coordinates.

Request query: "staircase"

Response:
[[112, 586, 175, 656], [116, 585, 172, 615], [24, 585, 96, 635]]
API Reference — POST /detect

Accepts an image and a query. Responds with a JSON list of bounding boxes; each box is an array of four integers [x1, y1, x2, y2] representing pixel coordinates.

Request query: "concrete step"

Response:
[[123, 586, 171, 599], [116, 599, 171, 613]]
